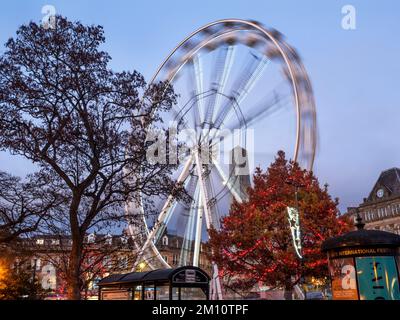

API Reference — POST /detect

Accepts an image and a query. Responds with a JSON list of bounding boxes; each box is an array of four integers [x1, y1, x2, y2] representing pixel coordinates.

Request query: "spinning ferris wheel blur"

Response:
[[127, 19, 317, 300]]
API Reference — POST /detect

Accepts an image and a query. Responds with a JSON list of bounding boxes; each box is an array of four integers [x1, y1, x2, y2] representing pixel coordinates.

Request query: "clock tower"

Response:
[[346, 168, 400, 235]]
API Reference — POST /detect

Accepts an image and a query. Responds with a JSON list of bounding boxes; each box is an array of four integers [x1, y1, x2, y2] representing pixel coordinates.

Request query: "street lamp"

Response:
[[138, 262, 146, 271], [31, 258, 38, 300]]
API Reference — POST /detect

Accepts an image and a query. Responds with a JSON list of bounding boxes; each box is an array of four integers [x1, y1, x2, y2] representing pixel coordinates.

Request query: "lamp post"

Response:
[[31, 258, 37, 300]]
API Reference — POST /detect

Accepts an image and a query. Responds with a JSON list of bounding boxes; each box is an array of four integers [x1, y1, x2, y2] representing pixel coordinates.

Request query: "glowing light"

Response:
[[286, 206, 302, 259], [138, 262, 146, 271]]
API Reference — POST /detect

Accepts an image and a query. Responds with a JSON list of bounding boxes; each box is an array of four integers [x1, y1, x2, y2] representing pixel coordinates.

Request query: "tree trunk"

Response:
[[66, 194, 83, 300], [284, 276, 293, 300], [67, 238, 82, 300], [67, 200, 82, 299], [284, 286, 293, 300]]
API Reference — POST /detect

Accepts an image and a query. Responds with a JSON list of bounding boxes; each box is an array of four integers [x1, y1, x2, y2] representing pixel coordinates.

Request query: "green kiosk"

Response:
[[322, 214, 400, 300], [98, 266, 210, 300]]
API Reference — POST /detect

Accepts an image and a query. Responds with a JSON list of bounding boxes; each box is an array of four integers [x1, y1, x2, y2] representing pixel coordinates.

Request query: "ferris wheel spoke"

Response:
[[213, 53, 270, 130], [203, 45, 235, 129], [192, 186, 203, 267], [154, 172, 196, 245], [175, 173, 198, 233], [194, 151, 213, 229], [233, 53, 270, 106], [180, 209, 197, 266], [187, 55, 205, 132], [204, 167, 222, 230], [212, 159, 244, 204], [193, 150, 224, 294], [226, 90, 291, 131], [172, 99, 204, 150], [133, 155, 194, 269], [192, 152, 212, 268], [207, 92, 290, 154]]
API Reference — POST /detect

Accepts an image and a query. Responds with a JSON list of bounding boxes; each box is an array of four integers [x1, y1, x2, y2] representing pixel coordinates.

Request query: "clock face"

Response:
[[376, 189, 384, 198]]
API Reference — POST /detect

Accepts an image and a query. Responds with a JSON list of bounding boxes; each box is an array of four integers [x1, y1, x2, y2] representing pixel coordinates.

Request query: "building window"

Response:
[[103, 256, 111, 268], [105, 234, 112, 245], [120, 236, 128, 245], [36, 239, 44, 245], [51, 239, 60, 245], [31, 258, 41, 270], [162, 235, 168, 246], [87, 233, 96, 243], [163, 255, 168, 263], [119, 256, 128, 269]]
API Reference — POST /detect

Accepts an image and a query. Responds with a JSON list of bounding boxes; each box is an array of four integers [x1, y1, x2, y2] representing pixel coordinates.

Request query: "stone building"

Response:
[[6, 233, 136, 299], [346, 168, 400, 235], [156, 230, 211, 273]]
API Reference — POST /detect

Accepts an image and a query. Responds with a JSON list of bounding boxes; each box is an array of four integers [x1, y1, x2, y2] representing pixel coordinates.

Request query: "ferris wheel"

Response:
[[128, 19, 317, 300]]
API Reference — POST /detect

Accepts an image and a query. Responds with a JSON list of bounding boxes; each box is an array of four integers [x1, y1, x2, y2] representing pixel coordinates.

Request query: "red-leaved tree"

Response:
[[208, 151, 351, 299]]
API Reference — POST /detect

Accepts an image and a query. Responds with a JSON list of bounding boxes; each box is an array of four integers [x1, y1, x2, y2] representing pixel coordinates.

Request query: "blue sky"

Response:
[[0, 0, 400, 212]]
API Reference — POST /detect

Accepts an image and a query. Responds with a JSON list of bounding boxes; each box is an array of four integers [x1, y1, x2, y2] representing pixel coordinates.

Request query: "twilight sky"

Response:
[[0, 0, 399, 212]]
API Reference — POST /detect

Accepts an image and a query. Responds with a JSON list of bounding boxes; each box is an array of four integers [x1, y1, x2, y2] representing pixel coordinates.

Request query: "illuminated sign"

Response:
[[328, 255, 400, 300], [329, 257, 359, 300], [286, 207, 302, 259], [329, 247, 395, 258], [101, 290, 131, 300], [356, 256, 400, 300]]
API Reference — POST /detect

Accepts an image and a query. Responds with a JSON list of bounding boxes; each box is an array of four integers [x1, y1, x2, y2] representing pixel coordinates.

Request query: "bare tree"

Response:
[[0, 16, 181, 299], [0, 171, 63, 244], [21, 232, 137, 299]]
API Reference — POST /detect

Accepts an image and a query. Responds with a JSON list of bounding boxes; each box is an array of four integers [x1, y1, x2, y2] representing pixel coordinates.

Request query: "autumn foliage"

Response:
[[208, 151, 351, 295]]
